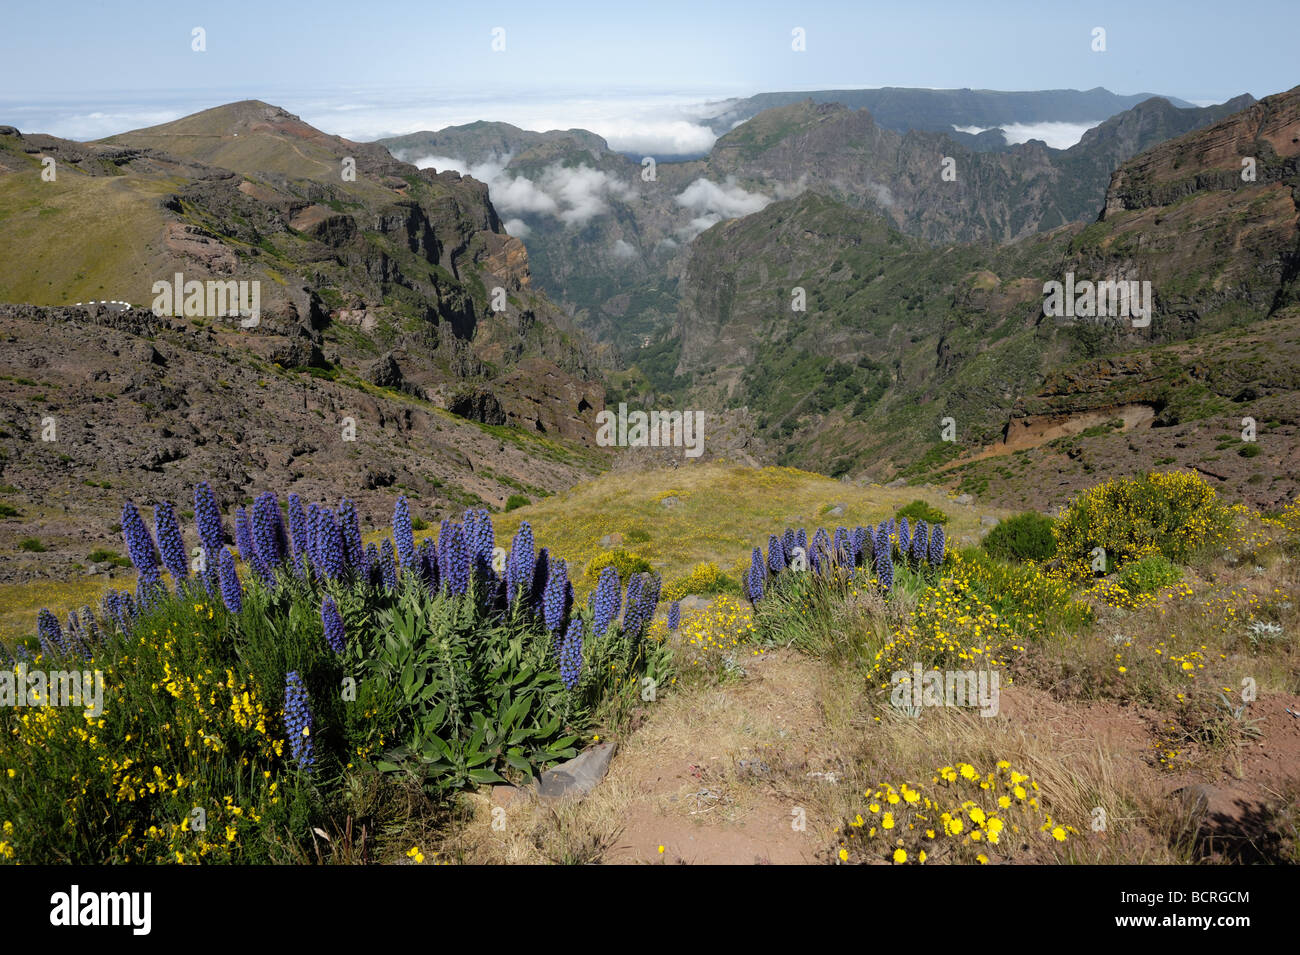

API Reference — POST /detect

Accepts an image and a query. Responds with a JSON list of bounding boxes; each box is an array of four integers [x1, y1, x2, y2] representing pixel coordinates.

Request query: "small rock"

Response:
[[490, 784, 522, 808], [956, 493, 974, 505], [885, 478, 907, 488], [827, 504, 845, 516], [533, 742, 617, 803], [737, 759, 770, 777], [599, 533, 624, 547], [133, 342, 166, 366], [980, 515, 998, 527], [677, 595, 711, 612], [659, 496, 680, 509]]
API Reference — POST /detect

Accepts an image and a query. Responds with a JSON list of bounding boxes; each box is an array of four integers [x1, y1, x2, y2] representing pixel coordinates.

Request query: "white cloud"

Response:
[[672, 177, 774, 237], [541, 164, 634, 225], [611, 239, 637, 259], [411, 154, 633, 228], [310, 89, 721, 157], [681, 214, 724, 238], [866, 181, 896, 209], [773, 175, 809, 200], [951, 121, 1103, 150], [7, 88, 728, 156], [411, 154, 470, 175], [591, 118, 717, 156], [675, 177, 772, 219], [503, 218, 531, 238]]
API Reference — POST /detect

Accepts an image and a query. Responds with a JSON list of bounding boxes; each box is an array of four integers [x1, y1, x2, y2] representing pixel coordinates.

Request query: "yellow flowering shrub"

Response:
[[0, 603, 292, 864], [584, 548, 653, 585], [1054, 471, 1235, 577], [1266, 497, 1300, 552], [662, 561, 739, 601], [868, 558, 1026, 689], [675, 595, 763, 678]]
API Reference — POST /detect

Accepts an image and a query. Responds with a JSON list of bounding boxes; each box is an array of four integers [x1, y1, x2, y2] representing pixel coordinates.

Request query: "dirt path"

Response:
[[933, 403, 1156, 474], [595, 649, 842, 864]]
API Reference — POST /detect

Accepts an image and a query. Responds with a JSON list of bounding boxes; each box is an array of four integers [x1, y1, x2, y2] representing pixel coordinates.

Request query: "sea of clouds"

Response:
[[950, 120, 1104, 149], [1, 87, 731, 158], [408, 150, 774, 242]]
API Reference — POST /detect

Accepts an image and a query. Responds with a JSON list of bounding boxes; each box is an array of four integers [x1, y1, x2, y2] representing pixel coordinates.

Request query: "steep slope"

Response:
[[1, 102, 607, 433], [0, 302, 603, 588], [380, 122, 704, 353], [664, 87, 1300, 509], [373, 92, 1252, 356], [704, 95, 1258, 244], [0, 101, 618, 584]]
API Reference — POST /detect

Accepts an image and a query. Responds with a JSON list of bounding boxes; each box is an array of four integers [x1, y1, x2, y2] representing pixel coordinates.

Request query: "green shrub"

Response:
[[624, 527, 651, 544], [17, 538, 45, 553], [982, 512, 1057, 563], [87, 548, 131, 567], [1238, 443, 1261, 458], [504, 494, 530, 512], [896, 499, 949, 525], [0, 502, 19, 518], [410, 516, 429, 531], [1116, 555, 1182, 595], [585, 548, 653, 585]]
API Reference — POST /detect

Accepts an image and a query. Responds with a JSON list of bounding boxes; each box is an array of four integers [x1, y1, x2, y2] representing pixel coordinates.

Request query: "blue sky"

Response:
[[1, 0, 1295, 146]]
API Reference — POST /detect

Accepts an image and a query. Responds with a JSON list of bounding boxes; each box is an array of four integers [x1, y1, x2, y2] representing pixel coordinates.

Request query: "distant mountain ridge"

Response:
[[703, 86, 1201, 135], [376, 89, 1255, 354]]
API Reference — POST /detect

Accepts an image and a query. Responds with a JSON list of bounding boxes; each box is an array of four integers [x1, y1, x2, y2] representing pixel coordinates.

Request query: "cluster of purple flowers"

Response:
[[559, 619, 583, 690], [910, 520, 929, 564], [100, 590, 137, 637], [929, 524, 946, 567], [591, 566, 622, 638], [542, 556, 570, 634], [154, 501, 189, 594], [505, 522, 536, 607], [392, 497, 415, 571], [283, 671, 315, 774], [37, 485, 658, 717], [321, 595, 346, 654], [744, 546, 766, 604], [30, 597, 121, 660], [380, 538, 398, 592], [193, 482, 225, 571], [121, 501, 162, 592], [747, 508, 950, 601], [621, 572, 661, 640], [767, 535, 785, 574], [36, 608, 66, 657], [435, 520, 468, 595], [218, 547, 243, 613]]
